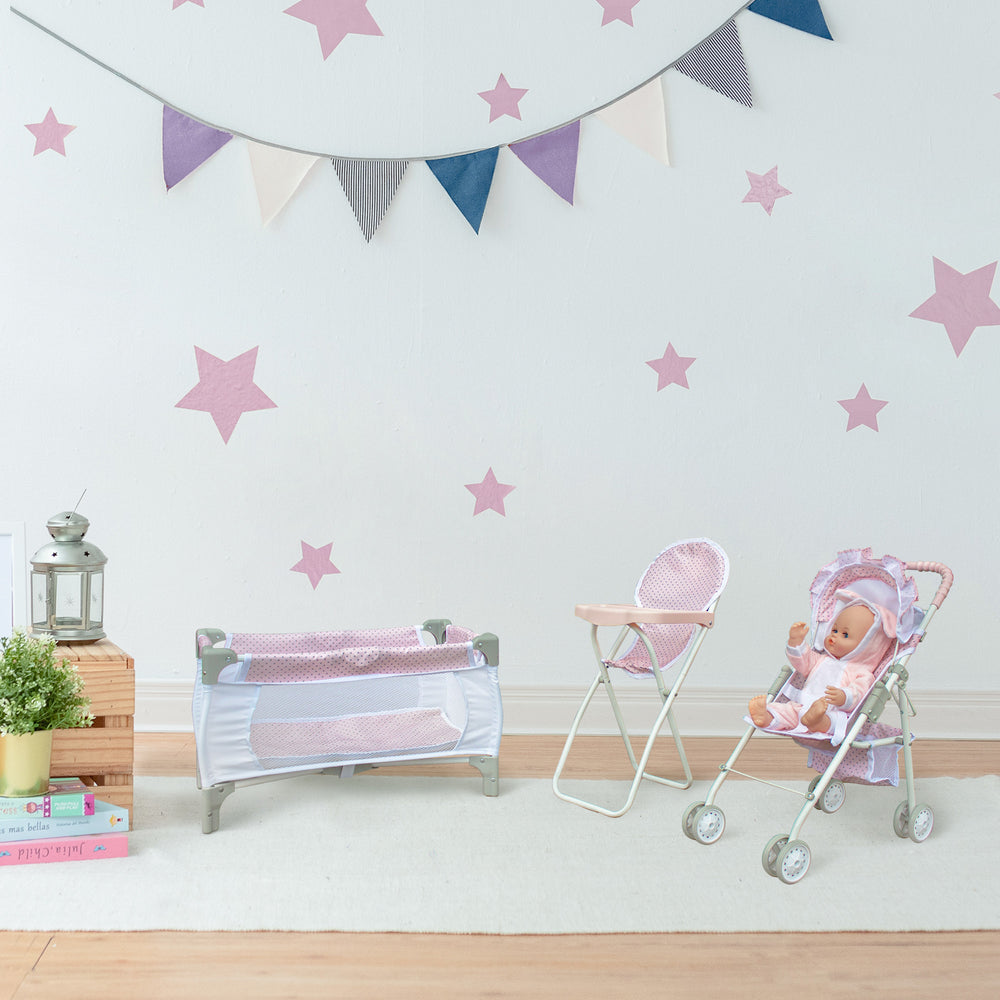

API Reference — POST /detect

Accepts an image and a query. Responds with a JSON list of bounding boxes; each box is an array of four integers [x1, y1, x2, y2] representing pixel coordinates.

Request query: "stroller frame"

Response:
[[683, 559, 953, 884]]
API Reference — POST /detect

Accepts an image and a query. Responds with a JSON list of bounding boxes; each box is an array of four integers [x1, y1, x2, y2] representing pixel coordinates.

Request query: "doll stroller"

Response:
[[682, 548, 952, 884]]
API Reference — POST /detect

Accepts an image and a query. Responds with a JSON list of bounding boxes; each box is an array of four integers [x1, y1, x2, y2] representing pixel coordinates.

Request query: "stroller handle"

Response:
[[905, 561, 954, 608]]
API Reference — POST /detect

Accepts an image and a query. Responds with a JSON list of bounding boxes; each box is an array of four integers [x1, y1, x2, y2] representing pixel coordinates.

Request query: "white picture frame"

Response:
[[0, 522, 27, 639]]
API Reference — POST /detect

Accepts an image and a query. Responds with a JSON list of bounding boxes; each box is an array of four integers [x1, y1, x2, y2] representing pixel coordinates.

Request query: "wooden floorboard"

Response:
[[2, 736, 996, 999]]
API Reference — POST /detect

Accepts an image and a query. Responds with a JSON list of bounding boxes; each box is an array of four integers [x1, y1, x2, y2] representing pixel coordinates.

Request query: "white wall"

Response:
[[3, 2, 998, 735]]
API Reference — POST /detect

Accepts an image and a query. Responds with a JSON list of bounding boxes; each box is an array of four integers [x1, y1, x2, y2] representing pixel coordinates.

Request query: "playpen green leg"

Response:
[[470, 755, 499, 796]]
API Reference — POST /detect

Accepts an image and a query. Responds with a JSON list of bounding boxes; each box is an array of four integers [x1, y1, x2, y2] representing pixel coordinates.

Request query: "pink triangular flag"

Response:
[[509, 121, 581, 204], [247, 143, 321, 225], [595, 79, 670, 165]]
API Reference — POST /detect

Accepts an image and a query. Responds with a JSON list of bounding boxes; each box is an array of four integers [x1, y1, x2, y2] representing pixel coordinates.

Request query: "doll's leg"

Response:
[[801, 697, 834, 735], [748, 695, 774, 727], [749, 696, 798, 730]]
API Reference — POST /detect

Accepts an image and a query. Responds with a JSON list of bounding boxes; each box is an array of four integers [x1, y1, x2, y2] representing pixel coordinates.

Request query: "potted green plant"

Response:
[[0, 629, 93, 796]]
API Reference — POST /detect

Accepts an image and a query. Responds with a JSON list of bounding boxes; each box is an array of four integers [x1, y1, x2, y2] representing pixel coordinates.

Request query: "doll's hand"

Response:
[[825, 686, 846, 707], [788, 622, 808, 645]]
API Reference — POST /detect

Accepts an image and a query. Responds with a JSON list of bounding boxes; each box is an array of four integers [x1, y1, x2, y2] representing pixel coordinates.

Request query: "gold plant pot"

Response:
[[0, 730, 54, 797]]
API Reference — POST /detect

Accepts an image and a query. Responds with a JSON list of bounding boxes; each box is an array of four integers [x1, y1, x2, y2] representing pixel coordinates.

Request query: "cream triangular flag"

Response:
[[247, 143, 321, 225], [595, 78, 669, 165]]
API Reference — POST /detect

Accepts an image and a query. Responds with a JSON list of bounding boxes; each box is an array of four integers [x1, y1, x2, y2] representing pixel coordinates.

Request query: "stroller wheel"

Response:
[[908, 803, 934, 843], [682, 802, 705, 840], [776, 840, 811, 884], [762, 835, 788, 877], [818, 780, 846, 814], [692, 805, 726, 845], [893, 802, 910, 838]]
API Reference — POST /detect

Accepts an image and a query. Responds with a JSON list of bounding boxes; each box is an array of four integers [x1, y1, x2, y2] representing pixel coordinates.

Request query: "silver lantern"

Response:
[[30, 511, 107, 643]]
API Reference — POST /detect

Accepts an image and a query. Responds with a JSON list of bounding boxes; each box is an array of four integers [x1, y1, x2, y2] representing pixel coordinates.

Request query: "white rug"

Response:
[[2, 774, 998, 933]]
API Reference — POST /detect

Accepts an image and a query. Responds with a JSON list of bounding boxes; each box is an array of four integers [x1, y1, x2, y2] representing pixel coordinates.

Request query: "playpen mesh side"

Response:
[[610, 539, 729, 676], [245, 672, 468, 768], [227, 626, 424, 656]]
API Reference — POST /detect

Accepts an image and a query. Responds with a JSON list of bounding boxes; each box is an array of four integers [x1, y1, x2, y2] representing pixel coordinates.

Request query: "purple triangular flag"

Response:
[[509, 121, 580, 205], [674, 19, 753, 107], [162, 105, 233, 190], [331, 158, 409, 241]]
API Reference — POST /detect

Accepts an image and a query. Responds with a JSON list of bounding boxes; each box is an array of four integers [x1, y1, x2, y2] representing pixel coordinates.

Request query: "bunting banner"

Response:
[[247, 143, 321, 226], [595, 79, 670, 166], [674, 18, 753, 107], [162, 105, 233, 190], [426, 148, 499, 234], [509, 121, 581, 204], [17, 2, 835, 233], [331, 157, 409, 241], [748, 0, 833, 40]]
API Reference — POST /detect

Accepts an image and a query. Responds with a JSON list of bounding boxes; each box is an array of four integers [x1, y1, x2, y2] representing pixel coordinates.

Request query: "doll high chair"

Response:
[[682, 548, 952, 884], [552, 538, 729, 817]]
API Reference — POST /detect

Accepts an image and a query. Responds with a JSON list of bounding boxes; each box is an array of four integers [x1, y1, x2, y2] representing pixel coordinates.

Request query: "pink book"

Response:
[[0, 832, 128, 867]]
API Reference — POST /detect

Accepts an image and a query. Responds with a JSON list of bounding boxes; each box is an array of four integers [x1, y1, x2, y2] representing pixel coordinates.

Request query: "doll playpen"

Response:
[[682, 548, 952, 884], [192, 620, 502, 833]]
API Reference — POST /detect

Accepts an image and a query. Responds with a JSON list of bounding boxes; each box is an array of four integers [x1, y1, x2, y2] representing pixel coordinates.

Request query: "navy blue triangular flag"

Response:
[[426, 148, 499, 233], [748, 0, 833, 40]]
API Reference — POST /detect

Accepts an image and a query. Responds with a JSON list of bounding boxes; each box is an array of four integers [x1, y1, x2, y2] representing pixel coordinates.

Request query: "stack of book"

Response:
[[0, 777, 129, 867]]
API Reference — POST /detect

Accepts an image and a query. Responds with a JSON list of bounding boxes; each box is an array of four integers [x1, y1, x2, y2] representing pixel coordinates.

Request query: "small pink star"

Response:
[[465, 468, 516, 517], [838, 384, 888, 432], [909, 257, 1000, 357], [291, 541, 341, 589], [596, 0, 641, 26], [285, 0, 383, 60], [25, 108, 76, 156], [172, 1, 205, 9], [646, 344, 695, 390], [743, 166, 791, 215], [175, 346, 277, 443], [477, 74, 529, 123]]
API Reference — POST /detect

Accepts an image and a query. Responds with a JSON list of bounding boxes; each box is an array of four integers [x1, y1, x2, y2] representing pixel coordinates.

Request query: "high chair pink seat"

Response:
[[552, 538, 730, 817]]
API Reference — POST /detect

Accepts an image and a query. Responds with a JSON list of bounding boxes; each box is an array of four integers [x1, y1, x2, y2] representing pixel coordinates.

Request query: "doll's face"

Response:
[[824, 605, 875, 658]]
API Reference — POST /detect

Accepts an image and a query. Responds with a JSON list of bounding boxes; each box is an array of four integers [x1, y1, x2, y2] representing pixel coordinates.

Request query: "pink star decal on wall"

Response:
[[25, 108, 76, 156], [477, 74, 529, 123], [742, 166, 791, 215], [646, 344, 695, 390], [175, 346, 277, 443], [291, 541, 341, 589], [596, 0, 641, 26], [908, 257, 1000, 357], [465, 468, 516, 516], [285, 0, 383, 60], [838, 384, 887, 432], [173, 1, 205, 9]]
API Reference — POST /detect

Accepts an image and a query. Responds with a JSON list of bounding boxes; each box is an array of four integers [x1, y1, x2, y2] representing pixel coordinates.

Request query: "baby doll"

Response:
[[748, 591, 895, 744]]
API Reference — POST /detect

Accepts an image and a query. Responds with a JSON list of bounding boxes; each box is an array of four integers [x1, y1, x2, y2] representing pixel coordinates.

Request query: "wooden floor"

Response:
[[2, 735, 998, 999]]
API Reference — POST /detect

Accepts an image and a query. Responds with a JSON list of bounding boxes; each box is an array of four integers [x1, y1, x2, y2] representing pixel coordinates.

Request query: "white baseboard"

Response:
[[137, 680, 1000, 740]]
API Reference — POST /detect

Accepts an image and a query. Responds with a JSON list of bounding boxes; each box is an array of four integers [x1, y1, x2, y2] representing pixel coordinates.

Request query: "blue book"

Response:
[[0, 798, 129, 842]]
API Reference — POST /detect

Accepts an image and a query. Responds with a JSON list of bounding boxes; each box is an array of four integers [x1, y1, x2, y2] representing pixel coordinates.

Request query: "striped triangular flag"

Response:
[[674, 19, 753, 107], [248, 143, 320, 225], [509, 121, 581, 203], [595, 78, 669, 165], [162, 105, 233, 190], [331, 158, 408, 241], [748, 0, 833, 40], [426, 148, 499, 234]]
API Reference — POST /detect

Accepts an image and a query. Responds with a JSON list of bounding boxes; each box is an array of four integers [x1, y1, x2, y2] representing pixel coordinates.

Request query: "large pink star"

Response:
[[743, 166, 791, 215], [465, 468, 516, 517], [838, 384, 888, 432], [172, 1, 205, 9], [646, 343, 695, 390], [175, 346, 277, 443], [25, 108, 76, 156], [291, 541, 341, 589], [596, 0, 641, 26], [477, 74, 529, 123], [285, 0, 383, 60], [909, 257, 1000, 357]]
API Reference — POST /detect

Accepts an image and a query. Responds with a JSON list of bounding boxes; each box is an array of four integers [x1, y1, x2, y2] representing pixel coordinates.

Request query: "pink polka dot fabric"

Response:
[[610, 538, 729, 676]]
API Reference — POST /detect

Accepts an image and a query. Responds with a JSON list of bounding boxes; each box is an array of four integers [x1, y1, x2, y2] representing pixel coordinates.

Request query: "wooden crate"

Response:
[[49, 639, 134, 821]]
